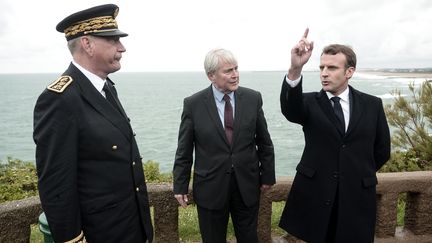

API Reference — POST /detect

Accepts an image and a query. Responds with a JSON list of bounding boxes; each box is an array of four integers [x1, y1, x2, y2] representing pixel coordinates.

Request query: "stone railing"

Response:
[[1, 171, 431, 243]]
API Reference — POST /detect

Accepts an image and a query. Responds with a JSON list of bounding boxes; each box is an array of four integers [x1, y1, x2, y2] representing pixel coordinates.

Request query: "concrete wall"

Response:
[[1, 171, 431, 243]]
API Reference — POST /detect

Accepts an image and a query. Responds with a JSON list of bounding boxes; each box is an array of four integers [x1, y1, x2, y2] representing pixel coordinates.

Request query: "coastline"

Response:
[[356, 70, 432, 79]]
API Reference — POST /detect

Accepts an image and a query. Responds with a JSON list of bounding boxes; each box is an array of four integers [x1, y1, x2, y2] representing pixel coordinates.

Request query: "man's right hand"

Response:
[[288, 28, 314, 80], [174, 194, 189, 208]]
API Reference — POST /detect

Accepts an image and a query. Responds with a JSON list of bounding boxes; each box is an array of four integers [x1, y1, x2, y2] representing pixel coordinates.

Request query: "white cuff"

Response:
[[285, 74, 301, 87]]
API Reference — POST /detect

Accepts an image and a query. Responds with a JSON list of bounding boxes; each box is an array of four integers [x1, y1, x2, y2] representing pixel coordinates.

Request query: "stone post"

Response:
[[375, 192, 399, 237], [148, 183, 180, 243], [404, 192, 432, 235], [257, 191, 273, 242]]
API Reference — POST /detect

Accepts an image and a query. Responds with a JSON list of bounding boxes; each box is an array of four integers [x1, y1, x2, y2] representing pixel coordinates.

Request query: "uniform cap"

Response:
[[56, 4, 128, 41]]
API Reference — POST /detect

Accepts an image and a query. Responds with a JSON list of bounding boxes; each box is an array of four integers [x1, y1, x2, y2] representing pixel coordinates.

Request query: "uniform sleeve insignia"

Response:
[[47, 76, 73, 93]]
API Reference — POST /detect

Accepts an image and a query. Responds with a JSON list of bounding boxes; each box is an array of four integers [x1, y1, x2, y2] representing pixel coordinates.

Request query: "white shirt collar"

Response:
[[72, 60, 106, 94], [212, 84, 234, 102], [326, 86, 350, 102]]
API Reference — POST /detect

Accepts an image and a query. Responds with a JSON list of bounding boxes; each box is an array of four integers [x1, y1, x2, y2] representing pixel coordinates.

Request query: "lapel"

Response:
[[345, 86, 363, 136], [316, 90, 345, 136], [203, 85, 230, 146], [65, 64, 132, 141]]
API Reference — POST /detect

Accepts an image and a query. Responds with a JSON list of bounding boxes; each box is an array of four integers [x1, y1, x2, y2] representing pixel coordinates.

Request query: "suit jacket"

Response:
[[173, 85, 275, 210], [33, 63, 153, 242], [278, 78, 390, 243]]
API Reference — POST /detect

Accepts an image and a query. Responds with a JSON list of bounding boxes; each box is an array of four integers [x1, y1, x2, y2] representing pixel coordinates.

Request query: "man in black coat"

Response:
[[278, 29, 391, 243], [173, 48, 275, 243], [33, 4, 153, 242]]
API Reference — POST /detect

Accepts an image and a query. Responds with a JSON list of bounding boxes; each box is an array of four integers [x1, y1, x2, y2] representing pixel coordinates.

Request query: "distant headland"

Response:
[[357, 68, 432, 79]]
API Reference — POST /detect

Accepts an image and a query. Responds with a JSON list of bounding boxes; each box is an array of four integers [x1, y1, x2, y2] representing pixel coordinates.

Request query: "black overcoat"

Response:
[[278, 78, 390, 243]]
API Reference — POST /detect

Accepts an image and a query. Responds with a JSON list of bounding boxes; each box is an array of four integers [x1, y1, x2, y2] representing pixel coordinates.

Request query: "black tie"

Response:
[[103, 83, 121, 112], [223, 94, 234, 144], [331, 96, 345, 133]]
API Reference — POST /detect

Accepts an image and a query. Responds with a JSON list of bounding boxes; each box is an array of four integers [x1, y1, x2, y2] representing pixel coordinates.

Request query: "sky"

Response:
[[0, 0, 431, 73]]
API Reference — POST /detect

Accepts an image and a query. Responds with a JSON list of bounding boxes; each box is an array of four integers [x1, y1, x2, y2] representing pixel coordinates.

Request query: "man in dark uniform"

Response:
[[33, 4, 153, 242]]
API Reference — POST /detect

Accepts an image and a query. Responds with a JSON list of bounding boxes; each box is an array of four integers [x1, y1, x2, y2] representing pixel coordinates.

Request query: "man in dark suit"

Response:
[[173, 48, 275, 243], [278, 29, 391, 243], [33, 4, 153, 242]]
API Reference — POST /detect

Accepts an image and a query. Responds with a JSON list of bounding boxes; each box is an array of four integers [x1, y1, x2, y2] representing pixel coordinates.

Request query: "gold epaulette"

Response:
[[47, 75, 73, 93]]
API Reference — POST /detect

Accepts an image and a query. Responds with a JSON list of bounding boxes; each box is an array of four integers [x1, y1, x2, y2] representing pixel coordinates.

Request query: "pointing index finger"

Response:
[[303, 28, 309, 39]]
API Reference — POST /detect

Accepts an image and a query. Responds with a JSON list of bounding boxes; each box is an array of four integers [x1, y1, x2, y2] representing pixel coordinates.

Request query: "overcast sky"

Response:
[[0, 0, 431, 73]]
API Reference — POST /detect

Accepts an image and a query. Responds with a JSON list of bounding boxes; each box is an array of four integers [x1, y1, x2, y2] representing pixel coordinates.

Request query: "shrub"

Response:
[[381, 80, 432, 172], [0, 158, 172, 203], [143, 160, 173, 183], [0, 157, 38, 203]]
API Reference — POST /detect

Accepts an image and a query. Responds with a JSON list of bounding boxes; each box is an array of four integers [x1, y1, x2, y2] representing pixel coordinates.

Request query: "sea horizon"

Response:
[[0, 66, 431, 74], [1, 71, 431, 176]]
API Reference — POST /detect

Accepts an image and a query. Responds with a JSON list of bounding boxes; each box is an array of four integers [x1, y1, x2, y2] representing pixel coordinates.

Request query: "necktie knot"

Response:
[[331, 96, 341, 103], [223, 94, 230, 102], [103, 82, 112, 95]]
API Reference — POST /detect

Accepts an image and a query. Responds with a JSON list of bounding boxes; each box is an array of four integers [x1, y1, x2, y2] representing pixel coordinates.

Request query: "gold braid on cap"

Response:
[[64, 16, 118, 38]]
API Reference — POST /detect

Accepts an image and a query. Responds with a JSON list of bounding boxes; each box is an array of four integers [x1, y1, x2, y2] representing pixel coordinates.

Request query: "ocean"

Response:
[[0, 71, 424, 176]]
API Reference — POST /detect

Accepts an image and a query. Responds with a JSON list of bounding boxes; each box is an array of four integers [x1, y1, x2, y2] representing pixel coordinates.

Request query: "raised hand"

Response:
[[288, 28, 314, 80]]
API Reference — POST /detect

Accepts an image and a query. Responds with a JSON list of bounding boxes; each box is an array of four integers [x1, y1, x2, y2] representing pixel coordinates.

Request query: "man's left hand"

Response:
[[260, 184, 273, 192]]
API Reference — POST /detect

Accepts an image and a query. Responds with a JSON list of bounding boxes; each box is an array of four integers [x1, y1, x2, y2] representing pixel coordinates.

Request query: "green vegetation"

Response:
[[0, 158, 173, 204], [397, 193, 407, 226], [143, 160, 172, 183], [30, 225, 43, 243], [0, 157, 38, 203], [380, 80, 432, 172]]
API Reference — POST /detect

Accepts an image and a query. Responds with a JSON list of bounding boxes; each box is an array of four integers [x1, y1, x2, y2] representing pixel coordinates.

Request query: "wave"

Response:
[[353, 72, 388, 80], [377, 93, 408, 99]]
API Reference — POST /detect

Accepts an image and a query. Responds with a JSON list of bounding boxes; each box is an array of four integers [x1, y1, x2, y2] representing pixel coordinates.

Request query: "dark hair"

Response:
[[322, 44, 356, 68]]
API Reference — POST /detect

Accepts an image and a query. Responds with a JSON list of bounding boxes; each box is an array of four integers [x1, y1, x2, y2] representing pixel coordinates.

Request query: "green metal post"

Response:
[[38, 212, 53, 243]]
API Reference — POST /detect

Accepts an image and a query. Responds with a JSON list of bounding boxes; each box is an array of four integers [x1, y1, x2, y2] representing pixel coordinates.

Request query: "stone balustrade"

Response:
[[1, 171, 431, 243]]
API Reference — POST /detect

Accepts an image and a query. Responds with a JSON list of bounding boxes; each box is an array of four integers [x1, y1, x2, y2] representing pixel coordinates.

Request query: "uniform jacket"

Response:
[[173, 85, 275, 210], [278, 78, 391, 243], [33, 63, 153, 242]]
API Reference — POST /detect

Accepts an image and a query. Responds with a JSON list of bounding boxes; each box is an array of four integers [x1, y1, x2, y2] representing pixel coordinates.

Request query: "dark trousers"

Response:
[[197, 172, 259, 243]]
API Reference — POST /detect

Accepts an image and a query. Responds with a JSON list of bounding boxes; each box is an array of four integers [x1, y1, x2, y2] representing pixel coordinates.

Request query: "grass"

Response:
[[30, 224, 43, 243], [178, 205, 236, 242], [397, 193, 406, 226]]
